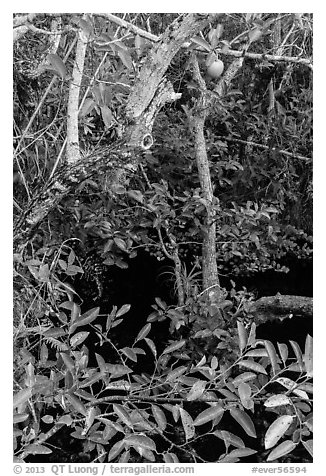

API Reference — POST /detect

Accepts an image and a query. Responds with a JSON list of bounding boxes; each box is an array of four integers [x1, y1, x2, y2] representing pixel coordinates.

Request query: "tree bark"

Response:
[[248, 295, 313, 323], [13, 14, 216, 249]]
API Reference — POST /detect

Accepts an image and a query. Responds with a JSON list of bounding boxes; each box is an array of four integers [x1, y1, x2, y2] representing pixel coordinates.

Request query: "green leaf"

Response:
[[24, 444, 52, 455], [238, 359, 267, 374], [121, 347, 137, 362], [289, 340, 304, 371], [70, 307, 99, 333], [116, 304, 131, 318], [194, 405, 224, 426], [124, 434, 156, 452], [70, 331, 89, 348], [60, 352, 75, 373], [106, 364, 133, 378], [108, 440, 124, 462], [303, 334, 313, 376], [238, 382, 253, 409], [186, 380, 206, 401], [180, 408, 195, 441], [228, 447, 257, 458], [135, 323, 151, 342], [265, 415, 295, 449], [277, 342, 288, 363], [127, 190, 144, 203], [247, 322, 256, 346], [264, 340, 280, 376], [237, 321, 248, 352], [267, 440, 296, 461], [166, 366, 188, 382], [113, 404, 133, 428], [232, 372, 257, 387], [13, 413, 29, 424], [151, 405, 167, 431], [191, 36, 211, 52], [302, 439, 313, 457], [229, 408, 257, 438], [47, 53, 67, 79], [144, 338, 157, 357], [66, 393, 87, 416], [13, 388, 33, 408], [264, 394, 292, 408], [162, 340, 186, 355], [245, 349, 269, 357]]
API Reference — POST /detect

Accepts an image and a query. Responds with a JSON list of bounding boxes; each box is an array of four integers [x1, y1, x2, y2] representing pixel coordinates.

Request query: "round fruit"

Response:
[[207, 59, 224, 79]]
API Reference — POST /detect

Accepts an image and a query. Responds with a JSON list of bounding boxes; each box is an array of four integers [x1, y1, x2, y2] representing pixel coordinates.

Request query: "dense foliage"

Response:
[[13, 13, 312, 463]]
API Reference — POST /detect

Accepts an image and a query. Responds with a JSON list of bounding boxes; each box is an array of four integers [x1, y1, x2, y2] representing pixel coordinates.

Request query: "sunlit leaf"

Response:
[[238, 359, 267, 374], [237, 321, 248, 352], [24, 444, 52, 455], [151, 405, 167, 431], [113, 404, 133, 428], [264, 340, 280, 376], [264, 394, 292, 408], [180, 407, 195, 441], [265, 415, 294, 449], [194, 404, 224, 426], [124, 434, 156, 452], [162, 340, 186, 355], [302, 439, 313, 457], [267, 440, 297, 461], [186, 380, 206, 401], [13, 388, 33, 408], [229, 408, 256, 438]]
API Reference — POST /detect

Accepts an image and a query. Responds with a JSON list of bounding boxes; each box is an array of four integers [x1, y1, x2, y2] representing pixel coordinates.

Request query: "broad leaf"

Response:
[[265, 415, 294, 449], [229, 408, 256, 438], [267, 440, 296, 461]]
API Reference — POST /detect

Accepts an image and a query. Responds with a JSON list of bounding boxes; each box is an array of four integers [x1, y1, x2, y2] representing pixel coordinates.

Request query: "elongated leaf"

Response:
[[237, 321, 248, 352], [245, 349, 268, 358], [264, 394, 292, 408], [13, 413, 29, 424], [289, 340, 304, 371], [191, 36, 211, 51], [194, 404, 224, 426], [232, 372, 257, 387], [135, 323, 151, 342], [162, 340, 186, 355], [238, 359, 267, 375], [24, 444, 52, 455], [124, 434, 156, 452], [303, 334, 313, 376], [214, 430, 245, 448], [277, 342, 288, 363], [13, 388, 33, 408], [70, 331, 89, 348], [302, 439, 313, 457], [144, 338, 157, 357], [47, 53, 67, 79], [228, 447, 257, 458], [60, 352, 75, 373], [121, 347, 137, 362], [265, 415, 294, 449], [267, 440, 296, 461], [116, 304, 131, 317], [166, 365, 188, 382], [163, 453, 179, 463], [151, 405, 167, 431], [247, 322, 256, 346], [113, 404, 133, 428], [180, 407, 195, 441], [66, 393, 87, 416], [264, 340, 280, 376], [238, 382, 253, 409], [108, 440, 124, 462], [70, 307, 99, 333], [229, 408, 257, 438], [187, 380, 206, 401]]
